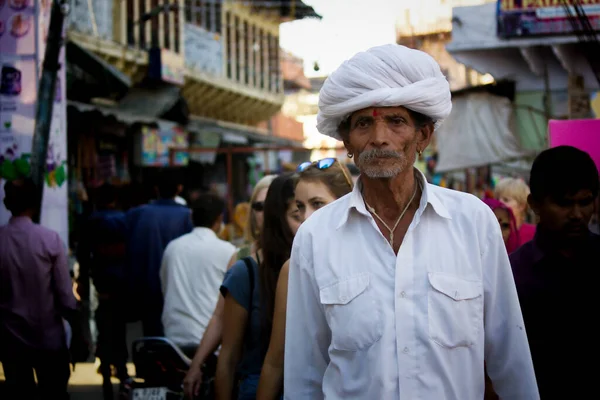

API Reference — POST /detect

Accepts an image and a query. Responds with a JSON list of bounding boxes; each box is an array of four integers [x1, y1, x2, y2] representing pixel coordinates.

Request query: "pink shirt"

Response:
[[518, 223, 536, 247], [0, 216, 76, 351]]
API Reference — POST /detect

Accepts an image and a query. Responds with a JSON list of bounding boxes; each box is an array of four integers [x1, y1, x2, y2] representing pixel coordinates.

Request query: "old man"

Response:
[[284, 44, 538, 399]]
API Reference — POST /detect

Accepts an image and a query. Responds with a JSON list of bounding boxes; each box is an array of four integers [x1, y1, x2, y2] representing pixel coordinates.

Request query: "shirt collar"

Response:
[[9, 216, 33, 226], [531, 226, 597, 263], [336, 168, 451, 230], [192, 226, 217, 238], [152, 198, 180, 206]]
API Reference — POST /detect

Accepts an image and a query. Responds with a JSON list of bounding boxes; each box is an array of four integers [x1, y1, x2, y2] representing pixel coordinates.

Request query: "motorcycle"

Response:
[[128, 337, 191, 400]]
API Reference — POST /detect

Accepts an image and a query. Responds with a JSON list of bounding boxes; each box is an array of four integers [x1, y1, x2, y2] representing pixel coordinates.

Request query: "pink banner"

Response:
[[548, 119, 600, 172]]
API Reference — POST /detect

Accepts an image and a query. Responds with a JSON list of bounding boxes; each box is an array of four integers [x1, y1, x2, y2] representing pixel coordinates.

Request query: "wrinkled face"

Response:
[[530, 190, 596, 241], [494, 208, 512, 243], [295, 179, 337, 221], [343, 106, 433, 179], [286, 199, 302, 236], [252, 188, 268, 232]]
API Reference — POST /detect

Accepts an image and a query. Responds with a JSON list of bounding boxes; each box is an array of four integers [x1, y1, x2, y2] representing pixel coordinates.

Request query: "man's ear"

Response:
[[343, 139, 353, 156], [527, 194, 540, 216], [417, 123, 434, 150]]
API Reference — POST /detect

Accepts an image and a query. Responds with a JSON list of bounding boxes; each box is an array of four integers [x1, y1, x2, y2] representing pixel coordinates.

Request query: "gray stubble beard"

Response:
[[357, 149, 410, 179]]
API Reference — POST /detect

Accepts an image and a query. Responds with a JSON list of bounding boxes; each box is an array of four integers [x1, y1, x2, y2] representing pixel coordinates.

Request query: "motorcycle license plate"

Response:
[[132, 387, 168, 400]]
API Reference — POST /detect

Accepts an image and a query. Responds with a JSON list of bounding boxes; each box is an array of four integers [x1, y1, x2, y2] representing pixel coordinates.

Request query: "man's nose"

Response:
[[370, 120, 390, 147], [570, 204, 584, 220]]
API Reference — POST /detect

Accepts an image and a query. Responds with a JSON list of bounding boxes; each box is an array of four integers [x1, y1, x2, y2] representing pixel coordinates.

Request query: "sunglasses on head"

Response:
[[296, 157, 353, 188], [251, 201, 264, 212], [297, 157, 337, 172]]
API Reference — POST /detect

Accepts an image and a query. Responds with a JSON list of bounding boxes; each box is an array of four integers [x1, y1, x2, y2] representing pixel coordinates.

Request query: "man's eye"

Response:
[[356, 119, 370, 128], [390, 117, 405, 125]]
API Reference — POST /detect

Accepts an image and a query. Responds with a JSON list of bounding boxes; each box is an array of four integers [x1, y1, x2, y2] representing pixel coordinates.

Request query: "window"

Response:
[[185, 0, 223, 34]]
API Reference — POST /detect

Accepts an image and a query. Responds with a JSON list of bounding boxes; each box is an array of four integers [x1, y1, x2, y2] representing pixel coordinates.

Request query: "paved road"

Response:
[[0, 322, 143, 399], [0, 361, 136, 399]]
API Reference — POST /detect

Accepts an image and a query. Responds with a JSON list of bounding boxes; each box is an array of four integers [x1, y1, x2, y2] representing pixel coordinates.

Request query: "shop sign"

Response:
[[189, 130, 220, 165], [184, 23, 223, 77], [497, 0, 600, 39], [549, 119, 600, 173], [1, 0, 69, 246], [141, 123, 189, 167], [148, 47, 185, 86]]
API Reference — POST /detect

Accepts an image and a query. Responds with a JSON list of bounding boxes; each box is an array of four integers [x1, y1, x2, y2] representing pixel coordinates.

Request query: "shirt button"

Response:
[[403, 347, 410, 354], [400, 291, 406, 298]]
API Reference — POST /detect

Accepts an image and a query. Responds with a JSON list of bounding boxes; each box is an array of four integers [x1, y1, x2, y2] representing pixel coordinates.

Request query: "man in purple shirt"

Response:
[[510, 146, 599, 398], [0, 178, 76, 399]]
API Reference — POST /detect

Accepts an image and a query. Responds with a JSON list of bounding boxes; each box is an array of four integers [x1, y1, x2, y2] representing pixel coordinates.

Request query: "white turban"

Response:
[[317, 44, 452, 140]]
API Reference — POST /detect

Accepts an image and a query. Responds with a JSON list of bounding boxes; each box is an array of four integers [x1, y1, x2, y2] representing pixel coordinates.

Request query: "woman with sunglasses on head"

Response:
[[215, 173, 302, 400], [256, 158, 354, 400], [183, 175, 276, 400]]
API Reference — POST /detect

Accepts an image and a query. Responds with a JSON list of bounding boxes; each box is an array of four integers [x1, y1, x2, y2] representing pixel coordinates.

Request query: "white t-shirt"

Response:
[[160, 227, 236, 347]]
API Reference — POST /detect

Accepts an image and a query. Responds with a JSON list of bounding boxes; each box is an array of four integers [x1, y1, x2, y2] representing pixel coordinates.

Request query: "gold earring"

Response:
[[347, 152, 354, 159], [417, 149, 423, 156]]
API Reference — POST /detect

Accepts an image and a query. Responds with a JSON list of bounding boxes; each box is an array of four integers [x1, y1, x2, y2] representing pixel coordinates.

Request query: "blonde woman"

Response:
[[183, 175, 276, 399], [495, 177, 536, 247], [257, 159, 354, 399]]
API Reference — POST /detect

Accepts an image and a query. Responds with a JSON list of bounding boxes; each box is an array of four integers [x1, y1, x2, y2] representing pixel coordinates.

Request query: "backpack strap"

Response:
[[241, 257, 255, 329]]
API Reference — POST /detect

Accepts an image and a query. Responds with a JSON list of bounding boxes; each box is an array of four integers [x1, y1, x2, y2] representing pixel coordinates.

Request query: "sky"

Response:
[[279, 0, 407, 77]]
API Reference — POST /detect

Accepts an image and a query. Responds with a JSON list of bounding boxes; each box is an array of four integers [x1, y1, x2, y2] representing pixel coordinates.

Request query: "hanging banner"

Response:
[[138, 123, 189, 167], [548, 118, 600, 173], [0, 0, 69, 247], [0, 0, 36, 55], [497, 0, 600, 39]]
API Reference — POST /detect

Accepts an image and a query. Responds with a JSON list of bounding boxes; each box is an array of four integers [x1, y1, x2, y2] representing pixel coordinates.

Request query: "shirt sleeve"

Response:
[[220, 259, 252, 312], [482, 209, 540, 399], [51, 233, 77, 316], [284, 234, 330, 399], [160, 242, 174, 294]]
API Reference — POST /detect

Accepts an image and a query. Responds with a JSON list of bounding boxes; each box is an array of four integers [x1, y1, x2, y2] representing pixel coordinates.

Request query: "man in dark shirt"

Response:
[[78, 183, 130, 398], [121, 173, 193, 336], [510, 145, 599, 398]]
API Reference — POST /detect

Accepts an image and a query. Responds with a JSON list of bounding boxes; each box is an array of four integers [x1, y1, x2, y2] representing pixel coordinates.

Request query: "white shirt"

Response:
[[161, 227, 236, 347], [284, 172, 539, 400]]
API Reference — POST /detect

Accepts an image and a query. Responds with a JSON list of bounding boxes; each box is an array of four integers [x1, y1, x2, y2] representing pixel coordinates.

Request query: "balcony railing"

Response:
[[70, 0, 282, 95], [69, 0, 184, 55]]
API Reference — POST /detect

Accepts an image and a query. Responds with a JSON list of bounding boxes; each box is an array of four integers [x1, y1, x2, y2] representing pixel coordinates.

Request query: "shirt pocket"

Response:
[[427, 272, 483, 349], [319, 273, 383, 352]]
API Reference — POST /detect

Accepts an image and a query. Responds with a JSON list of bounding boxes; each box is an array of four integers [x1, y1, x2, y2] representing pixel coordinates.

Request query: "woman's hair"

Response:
[[298, 160, 354, 198], [482, 197, 520, 253], [244, 174, 277, 243], [259, 172, 298, 352], [494, 178, 530, 210]]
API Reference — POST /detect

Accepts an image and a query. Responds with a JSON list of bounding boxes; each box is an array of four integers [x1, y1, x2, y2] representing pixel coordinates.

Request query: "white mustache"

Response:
[[358, 149, 403, 164]]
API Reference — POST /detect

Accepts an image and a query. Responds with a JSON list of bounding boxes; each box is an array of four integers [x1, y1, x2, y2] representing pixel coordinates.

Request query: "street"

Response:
[[0, 361, 136, 399], [0, 322, 142, 399]]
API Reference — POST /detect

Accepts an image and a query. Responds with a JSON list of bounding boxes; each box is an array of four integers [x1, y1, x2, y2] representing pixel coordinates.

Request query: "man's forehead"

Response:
[[549, 189, 595, 202], [566, 189, 595, 199], [351, 106, 410, 118]]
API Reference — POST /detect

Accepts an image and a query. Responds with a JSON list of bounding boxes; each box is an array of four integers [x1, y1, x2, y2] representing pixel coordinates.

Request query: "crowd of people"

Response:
[[1, 43, 599, 400]]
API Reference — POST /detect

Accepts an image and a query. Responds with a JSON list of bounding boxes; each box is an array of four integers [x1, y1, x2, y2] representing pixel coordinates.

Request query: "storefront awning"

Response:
[[66, 41, 131, 90], [435, 91, 532, 173], [446, 2, 600, 92], [67, 101, 302, 147]]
